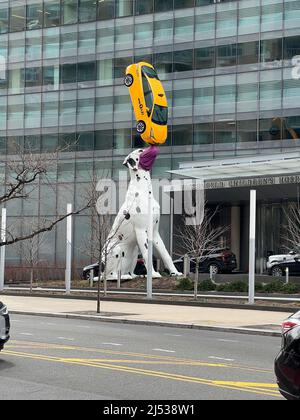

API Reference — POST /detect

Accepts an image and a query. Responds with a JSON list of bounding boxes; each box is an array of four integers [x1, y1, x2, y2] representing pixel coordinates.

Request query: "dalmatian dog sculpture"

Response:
[[103, 147, 182, 280]]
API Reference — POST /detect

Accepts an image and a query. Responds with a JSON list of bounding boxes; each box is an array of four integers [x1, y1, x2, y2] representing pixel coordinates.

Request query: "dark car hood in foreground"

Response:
[[275, 325, 300, 400]]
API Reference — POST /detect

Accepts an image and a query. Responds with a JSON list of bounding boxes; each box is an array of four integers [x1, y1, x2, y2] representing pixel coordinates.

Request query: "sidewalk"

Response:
[[1, 295, 293, 337]]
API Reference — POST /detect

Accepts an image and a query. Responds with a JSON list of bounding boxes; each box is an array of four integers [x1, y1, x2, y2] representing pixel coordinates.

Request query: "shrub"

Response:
[[198, 279, 216, 291], [280, 283, 300, 294], [216, 281, 248, 293], [176, 277, 193, 290], [255, 282, 265, 292], [263, 281, 284, 293]]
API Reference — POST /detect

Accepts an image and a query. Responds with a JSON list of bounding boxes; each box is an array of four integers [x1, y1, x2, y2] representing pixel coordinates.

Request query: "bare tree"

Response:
[[0, 141, 92, 248], [282, 202, 300, 253], [176, 206, 229, 295], [17, 219, 48, 292], [81, 174, 128, 313]]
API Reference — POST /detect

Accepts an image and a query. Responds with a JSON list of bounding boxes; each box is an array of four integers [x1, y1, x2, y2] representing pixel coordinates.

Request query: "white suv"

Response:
[[0, 302, 10, 351], [267, 251, 298, 269]]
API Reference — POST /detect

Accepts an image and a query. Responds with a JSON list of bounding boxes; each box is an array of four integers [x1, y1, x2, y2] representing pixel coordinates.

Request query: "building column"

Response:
[[231, 206, 241, 270]]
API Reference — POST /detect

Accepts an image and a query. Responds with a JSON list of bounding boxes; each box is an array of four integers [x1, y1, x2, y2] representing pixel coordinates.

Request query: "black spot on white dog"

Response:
[[144, 243, 148, 249], [125, 213, 130, 220], [104, 199, 108, 207], [135, 192, 139, 197], [122, 252, 125, 257], [136, 207, 141, 213]]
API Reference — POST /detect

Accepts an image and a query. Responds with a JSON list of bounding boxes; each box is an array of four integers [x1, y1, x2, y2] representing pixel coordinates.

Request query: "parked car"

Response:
[[82, 255, 158, 280], [267, 251, 298, 269], [275, 324, 300, 400], [268, 258, 300, 277], [0, 302, 10, 351], [282, 311, 300, 334], [173, 249, 237, 275], [124, 62, 168, 145]]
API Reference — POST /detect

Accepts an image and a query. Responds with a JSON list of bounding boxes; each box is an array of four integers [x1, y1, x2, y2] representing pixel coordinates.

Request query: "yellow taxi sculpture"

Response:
[[124, 62, 168, 145]]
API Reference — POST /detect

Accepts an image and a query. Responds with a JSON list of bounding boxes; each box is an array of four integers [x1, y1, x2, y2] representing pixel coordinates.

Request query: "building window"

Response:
[[135, 0, 153, 15], [195, 47, 215, 69], [78, 62, 96, 83], [172, 124, 193, 146], [62, 0, 78, 24], [238, 4, 260, 35], [174, 0, 194, 8], [61, 63, 77, 84], [97, 0, 115, 20], [0, 3, 8, 34], [216, 44, 237, 67], [195, 11, 215, 40], [44, 1, 60, 27], [260, 38, 282, 65], [215, 121, 236, 144], [155, 0, 173, 12], [194, 77, 214, 116], [261, 0, 283, 32], [154, 19, 173, 44], [285, 0, 300, 29], [194, 123, 214, 145], [153, 52, 173, 75], [10, 5, 26, 32], [76, 131, 94, 151], [259, 117, 283, 142], [174, 50, 193, 72], [27, 3, 43, 30], [116, 0, 133, 17], [284, 35, 300, 60], [237, 119, 258, 143], [97, 59, 113, 86], [95, 130, 113, 150], [78, 0, 96, 22], [237, 41, 259, 66]]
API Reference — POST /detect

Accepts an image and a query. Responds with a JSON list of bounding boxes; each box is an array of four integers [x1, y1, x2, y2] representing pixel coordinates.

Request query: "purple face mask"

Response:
[[139, 145, 159, 171]]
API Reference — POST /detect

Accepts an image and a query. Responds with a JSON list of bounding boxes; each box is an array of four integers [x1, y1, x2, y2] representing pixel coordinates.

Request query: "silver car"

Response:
[[0, 302, 10, 351]]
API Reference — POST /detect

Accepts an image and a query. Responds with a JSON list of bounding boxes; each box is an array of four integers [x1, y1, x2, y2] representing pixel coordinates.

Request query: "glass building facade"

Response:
[[1, 0, 300, 271]]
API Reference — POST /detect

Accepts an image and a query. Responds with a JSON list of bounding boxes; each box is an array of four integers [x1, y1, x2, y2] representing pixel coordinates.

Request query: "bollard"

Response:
[[286, 267, 289, 284], [89, 269, 94, 288], [183, 254, 190, 277], [156, 259, 160, 273], [117, 270, 121, 289]]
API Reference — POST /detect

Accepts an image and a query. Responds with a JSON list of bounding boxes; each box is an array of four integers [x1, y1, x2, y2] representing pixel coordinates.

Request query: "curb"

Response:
[[10, 310, 282, 338], [2, 290, 298, 313]]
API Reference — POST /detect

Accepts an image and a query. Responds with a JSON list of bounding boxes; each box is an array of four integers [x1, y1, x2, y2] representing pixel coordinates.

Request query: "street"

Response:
[[0, 314, 282, 400]]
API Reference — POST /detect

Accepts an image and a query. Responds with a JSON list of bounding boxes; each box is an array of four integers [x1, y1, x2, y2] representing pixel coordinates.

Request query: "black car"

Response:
[[82, 255, 158, 280], [0, 302, 10, 351], [173, 249, 237, 275], [275, 323, 300, 400], [268, 258, 300, 277]]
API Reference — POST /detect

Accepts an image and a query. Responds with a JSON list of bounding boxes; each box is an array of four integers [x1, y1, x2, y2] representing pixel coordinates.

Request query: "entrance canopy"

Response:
[[168, 152, 300, 182]]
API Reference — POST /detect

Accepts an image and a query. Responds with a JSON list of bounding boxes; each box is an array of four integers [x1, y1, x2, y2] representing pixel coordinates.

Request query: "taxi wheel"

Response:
[[136, 121, 146, 134], [124, 74, 134, 87]]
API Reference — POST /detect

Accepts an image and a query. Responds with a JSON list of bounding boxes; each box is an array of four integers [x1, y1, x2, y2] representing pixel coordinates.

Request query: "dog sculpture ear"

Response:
[[123, 156, 138, 171]]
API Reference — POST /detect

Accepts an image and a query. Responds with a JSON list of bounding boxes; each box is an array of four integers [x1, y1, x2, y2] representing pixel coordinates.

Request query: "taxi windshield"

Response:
[[142, 66, 159, 80], [152, 105, 168, 125]]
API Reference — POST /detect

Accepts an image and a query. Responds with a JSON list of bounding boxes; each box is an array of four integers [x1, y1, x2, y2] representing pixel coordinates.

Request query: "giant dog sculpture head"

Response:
[[123, 146, 159, 174]]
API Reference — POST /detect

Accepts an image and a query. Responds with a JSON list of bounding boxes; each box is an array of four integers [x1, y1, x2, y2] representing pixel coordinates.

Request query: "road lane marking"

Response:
[[164, 334, 182, 337], [57, 337, 74, 341], [19, 333, 33, 336], [217, 339, 238, 343], [153, 348, 176, 353], [102, 343, 123, 346], [209, 356, 235, 362], [6, 340, 273, 374], [1, 349, 280, 398]]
